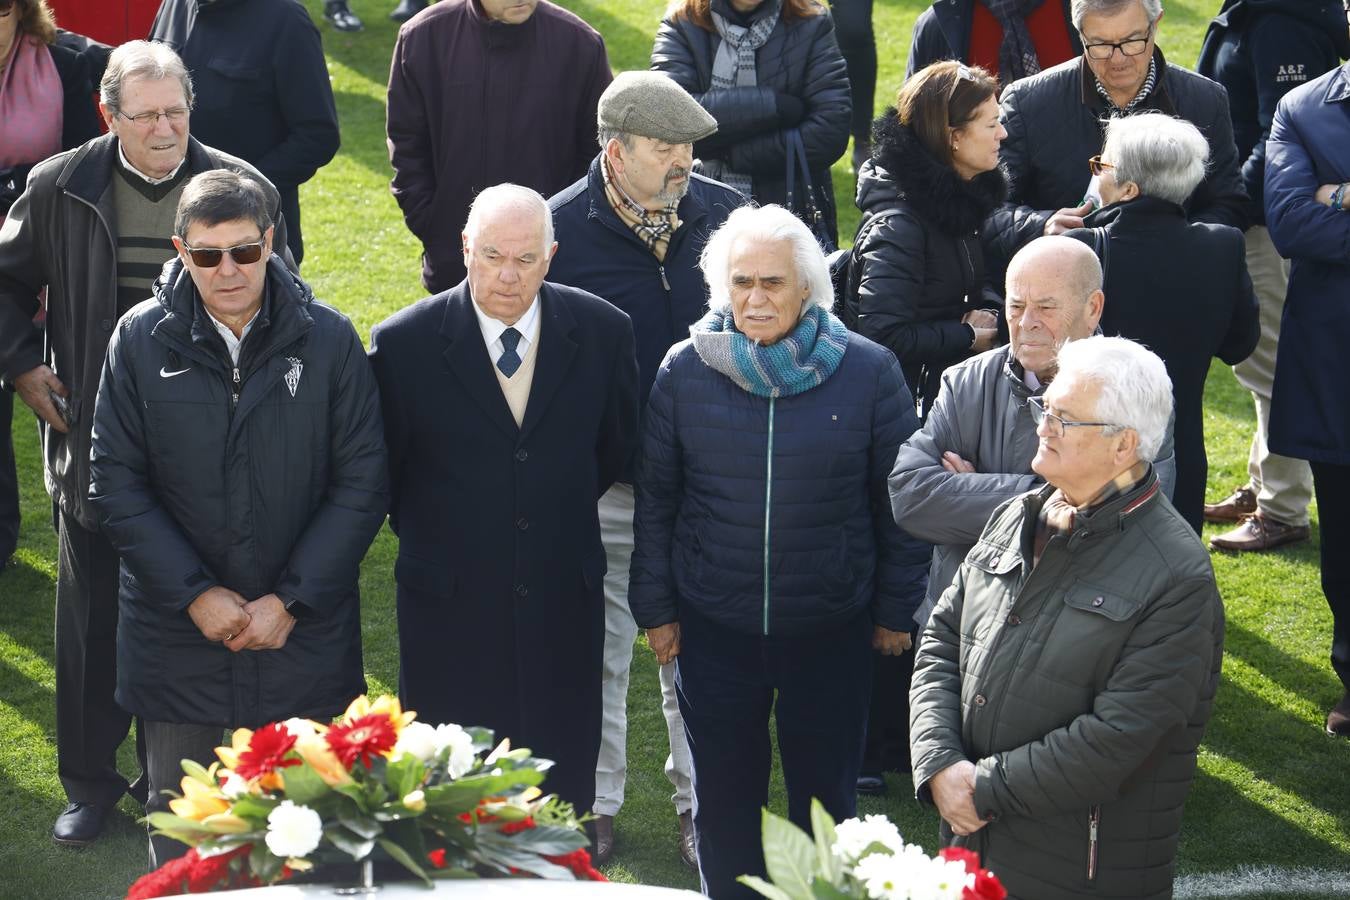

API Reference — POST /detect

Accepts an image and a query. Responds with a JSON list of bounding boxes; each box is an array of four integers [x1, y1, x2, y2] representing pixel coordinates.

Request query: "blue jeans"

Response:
[[676, 606, 873, 899]]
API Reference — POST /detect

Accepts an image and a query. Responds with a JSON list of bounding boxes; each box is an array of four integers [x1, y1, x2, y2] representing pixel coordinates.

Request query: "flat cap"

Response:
[[597, 71, 718, 144]]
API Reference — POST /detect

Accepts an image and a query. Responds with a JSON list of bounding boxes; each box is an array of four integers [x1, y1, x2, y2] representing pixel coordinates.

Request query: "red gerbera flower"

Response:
[[234, 723, 301, 781], [325, 712, 398, 768], [964, 870, 1007, 900]]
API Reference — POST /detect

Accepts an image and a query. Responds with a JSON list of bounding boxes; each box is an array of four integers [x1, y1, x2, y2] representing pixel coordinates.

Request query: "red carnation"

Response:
[[544, 848, 607, 882], [325, 712, 398, 768], [126, 853, 194, 899], [187, 844, 253, 892], [940, 846, 982, 874], [964, 869, 1008, 900], [501, 816, 535, 835], [427, 848, 447, 869], [235, 723, 301, 781]]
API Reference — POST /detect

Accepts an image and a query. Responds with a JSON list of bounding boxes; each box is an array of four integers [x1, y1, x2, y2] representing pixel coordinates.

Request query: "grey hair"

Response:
[[1102, 113, 1209, 205], [597, 128, 635, 151], [699, 205, 834, 314], [1055, 335, 1172, 462], [1071, 0, 1163, 30], [100, 41, 194, 114], [463, 183, 555, 252]]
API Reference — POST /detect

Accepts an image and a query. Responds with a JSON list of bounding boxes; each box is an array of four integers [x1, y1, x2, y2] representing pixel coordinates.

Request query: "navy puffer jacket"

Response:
[[629, 330, 930, 637]]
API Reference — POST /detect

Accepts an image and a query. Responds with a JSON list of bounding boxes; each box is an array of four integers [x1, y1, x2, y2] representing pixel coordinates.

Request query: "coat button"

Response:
[[1093, 596, 1105, 607], [516, 517, 529, 531], [514, 584, 528, 597], [1006, 614, 1021, 626], [974, 694, 987, 707], [515, 448, 528, 462]]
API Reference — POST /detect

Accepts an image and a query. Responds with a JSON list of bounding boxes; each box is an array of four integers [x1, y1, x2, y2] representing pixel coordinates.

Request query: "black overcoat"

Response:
[[368, 280, 639, 811]]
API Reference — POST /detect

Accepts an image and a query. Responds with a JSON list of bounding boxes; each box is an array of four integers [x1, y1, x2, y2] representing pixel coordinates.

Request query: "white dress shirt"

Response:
[[207, 308, 261, 365], [472, 294, 541, 366]]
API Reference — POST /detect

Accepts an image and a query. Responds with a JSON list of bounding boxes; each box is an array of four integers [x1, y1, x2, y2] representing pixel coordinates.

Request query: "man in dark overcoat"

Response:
[[369, 184, 639, 812]]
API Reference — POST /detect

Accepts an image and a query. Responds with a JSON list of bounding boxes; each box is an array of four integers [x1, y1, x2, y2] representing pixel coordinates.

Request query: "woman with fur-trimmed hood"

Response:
[[847, 61, 1008, 417]]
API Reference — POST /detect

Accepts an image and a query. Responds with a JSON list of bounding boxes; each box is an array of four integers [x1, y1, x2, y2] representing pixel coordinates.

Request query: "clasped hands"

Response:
[[930, 760, 989, 836], [187, 586, 295, 652]]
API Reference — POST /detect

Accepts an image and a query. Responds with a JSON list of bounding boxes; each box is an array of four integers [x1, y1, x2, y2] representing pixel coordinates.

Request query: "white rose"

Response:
[[283, 718, 319, 740], [220, 773, 249, 799], [265, 801, 323, 859], [433, 724, 476, 778], [394, 721, 438, 763], [832, 814, 905, 866]]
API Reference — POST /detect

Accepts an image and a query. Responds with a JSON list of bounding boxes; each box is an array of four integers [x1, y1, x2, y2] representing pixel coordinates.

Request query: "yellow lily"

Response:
[[168, 776, 231, 821], [215, 728, 253, 772], [295, 735, 353, 787], [341, 695, 417, 733], [200, 812, 253, 834]]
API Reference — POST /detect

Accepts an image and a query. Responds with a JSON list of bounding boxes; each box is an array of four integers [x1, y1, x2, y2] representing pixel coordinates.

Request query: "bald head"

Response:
[[1005, 236, 1106, 381], [461, 183, 557, 325], [463, 183, 554, 253]]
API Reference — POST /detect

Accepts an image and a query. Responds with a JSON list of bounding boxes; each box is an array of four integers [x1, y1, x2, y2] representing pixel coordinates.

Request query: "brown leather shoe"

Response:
[[1204, 484, 1257, 523], [1327, 693, 1350, 738], [678, 811, 696, 870], [1209, 514, 1310, 552], [592, 814, 614, 866]]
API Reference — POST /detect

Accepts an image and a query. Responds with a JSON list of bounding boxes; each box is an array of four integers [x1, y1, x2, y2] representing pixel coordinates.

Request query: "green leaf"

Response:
[[809, 877, 854, 900], [180, 758, 215, 787], [280, 761, 333, 806], [809, 798, 841, 883], [337, 806, 382, 840], [229, 794, 279, 822], [385, 753, 425, 801], [760, 807, 817, 900], [324, 824, 376, 861], [737, 875, 794, 900], [423, 768, 545, 815], [377, 837, 432, 887], [497, 825, 586, 856]]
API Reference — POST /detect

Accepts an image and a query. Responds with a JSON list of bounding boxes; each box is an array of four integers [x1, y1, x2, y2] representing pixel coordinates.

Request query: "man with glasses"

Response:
[[889, 235, 1174, 631], [89, 169, 386, 865], [0, 40, 289, 847], [986, 0, 1248, 275], [910, 333, 1222, 900]]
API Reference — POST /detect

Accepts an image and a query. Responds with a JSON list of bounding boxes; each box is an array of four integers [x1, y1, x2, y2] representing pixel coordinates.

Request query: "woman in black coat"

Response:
[[1067, 111, 1259, 534], [651, 0, 851, 246], [847, 61, 1007, 418]]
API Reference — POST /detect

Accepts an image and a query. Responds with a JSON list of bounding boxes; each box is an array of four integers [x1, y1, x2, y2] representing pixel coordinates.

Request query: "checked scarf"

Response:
[[981, 0, 1046, 82], [702, 0, 781, 197], [1094, 55, 1158, 115], [691, 303, 848, 399], [602, 155, 681, 262]]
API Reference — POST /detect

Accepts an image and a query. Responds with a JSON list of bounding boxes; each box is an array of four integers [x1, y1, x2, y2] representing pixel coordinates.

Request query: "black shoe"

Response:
[[855, 773, 886, 796], [52, 802, 109, 846], [390, 0, 427, 22], [324, 1, 364, 31]]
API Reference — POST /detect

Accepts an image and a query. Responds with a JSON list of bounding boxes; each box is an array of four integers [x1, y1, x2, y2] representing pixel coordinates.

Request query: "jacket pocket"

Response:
[[394, 554, 456, 600], [1063, 584, 1145, 623], [963, 539, 1022, 577]]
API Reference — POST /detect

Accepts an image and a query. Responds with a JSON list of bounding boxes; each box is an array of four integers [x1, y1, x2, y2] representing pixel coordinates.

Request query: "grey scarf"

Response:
[[981, 0, 1045, 82], [702, 0, 781, 197]]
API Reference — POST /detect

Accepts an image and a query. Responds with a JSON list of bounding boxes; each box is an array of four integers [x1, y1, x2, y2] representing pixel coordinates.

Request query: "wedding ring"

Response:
[[224, 632, 236, 642]]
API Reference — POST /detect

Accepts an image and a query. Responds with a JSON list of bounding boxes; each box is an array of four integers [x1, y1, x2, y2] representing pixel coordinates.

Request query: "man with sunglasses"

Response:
[[88, 169, 386, 866], [0, 40, 289, 847], [986, 0, 1248, 277], [910, 334, 1222, 900]]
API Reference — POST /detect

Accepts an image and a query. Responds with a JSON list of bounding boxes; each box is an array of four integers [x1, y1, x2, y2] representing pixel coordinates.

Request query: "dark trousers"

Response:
[[831, 0, 876, 141], [676, 608, 872, 900], [860, 642, 916, 775], [56, 510, 138, 806], [1312, 462, 1350, 692], [0, 391, 17, 560], [143, 720, 223, 867], [280, 185, 304, 266]]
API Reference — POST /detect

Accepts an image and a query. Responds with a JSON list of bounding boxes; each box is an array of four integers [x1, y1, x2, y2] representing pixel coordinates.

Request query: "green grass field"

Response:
[[0, 1, 1347, 897]]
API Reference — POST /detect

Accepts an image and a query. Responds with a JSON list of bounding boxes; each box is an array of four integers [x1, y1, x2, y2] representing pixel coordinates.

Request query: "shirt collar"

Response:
[[117, 142, 187, 185], [205, 306, 261, 365], [1326, 62, 1350, 104], [472, 292, 542, 350]]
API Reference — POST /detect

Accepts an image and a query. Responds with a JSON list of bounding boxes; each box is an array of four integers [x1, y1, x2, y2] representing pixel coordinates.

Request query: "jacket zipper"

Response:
[[231, 366, 241, 407], [1087, 805, 1100, 881], [761, 397, 775, 636], [960, 233, 977, 307], [658, 264, 671, 292]]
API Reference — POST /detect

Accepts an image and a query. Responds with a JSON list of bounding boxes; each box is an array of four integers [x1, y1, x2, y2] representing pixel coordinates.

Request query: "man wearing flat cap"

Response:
[[548, 70, 744, 869], [386, 0, 612, 293]]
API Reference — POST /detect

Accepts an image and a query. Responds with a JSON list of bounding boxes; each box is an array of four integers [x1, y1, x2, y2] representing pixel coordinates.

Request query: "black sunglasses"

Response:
[[178, 238, 266, 268]]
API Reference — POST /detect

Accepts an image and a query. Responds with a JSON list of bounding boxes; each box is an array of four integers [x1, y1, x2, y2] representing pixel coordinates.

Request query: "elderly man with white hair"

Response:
[[629, 204, 930, 899], [369, 183, 639, 815], [1065, 112, 1258, 534], [909, 334, 1224, 900]]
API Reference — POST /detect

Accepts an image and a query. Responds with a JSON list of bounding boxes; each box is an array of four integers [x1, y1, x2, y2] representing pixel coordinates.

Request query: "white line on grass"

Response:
[[1176, 866, 1350, 897]]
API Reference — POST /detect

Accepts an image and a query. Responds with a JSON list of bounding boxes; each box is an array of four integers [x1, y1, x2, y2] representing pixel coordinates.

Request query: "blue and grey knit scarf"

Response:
[[690, 303, 849, 398]]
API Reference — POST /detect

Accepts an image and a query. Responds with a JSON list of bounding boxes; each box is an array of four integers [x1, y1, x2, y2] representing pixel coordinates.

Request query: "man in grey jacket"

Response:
[[889, 235, 1174, 627], [909, 335, 1223, 900]]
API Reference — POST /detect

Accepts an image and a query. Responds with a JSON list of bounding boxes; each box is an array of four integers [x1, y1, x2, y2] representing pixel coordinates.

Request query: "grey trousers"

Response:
[[143, 719, 225, 868]]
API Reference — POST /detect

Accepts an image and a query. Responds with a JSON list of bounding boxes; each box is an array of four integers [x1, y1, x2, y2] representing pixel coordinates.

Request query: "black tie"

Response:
[[498, 327, 522, 377]]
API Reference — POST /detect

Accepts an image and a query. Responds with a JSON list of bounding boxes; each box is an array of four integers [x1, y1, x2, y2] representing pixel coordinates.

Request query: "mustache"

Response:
[[664, 167, 689, 185]]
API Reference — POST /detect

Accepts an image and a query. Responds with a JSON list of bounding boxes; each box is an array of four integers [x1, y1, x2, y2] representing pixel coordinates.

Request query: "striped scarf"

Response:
[[1094, 56, 1158, 115], [702, 0, 781, 198], [691, 303, 848, 398], [602, 155, 681, 262]]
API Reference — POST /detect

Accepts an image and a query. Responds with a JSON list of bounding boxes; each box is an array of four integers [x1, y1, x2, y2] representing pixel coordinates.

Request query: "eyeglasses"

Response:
[[1081, 26, 1154, 60], [1088, 155, 1115, 176], [178, 238, 266, 268], [1027, 396, 1118, 438], [116, 108, 190, 128]]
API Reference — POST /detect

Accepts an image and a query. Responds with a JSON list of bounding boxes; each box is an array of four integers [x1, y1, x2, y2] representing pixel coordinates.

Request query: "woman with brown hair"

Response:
[[0, 0, 100, 566], [651, 0, 852, 246], [845, 60, 1008, 420]]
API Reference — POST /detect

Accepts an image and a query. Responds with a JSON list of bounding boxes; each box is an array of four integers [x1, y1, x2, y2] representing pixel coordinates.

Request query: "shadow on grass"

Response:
[[1224, 618, 1341, 712], [333, 89, 396, 179], [1180, 769, 1344, 871]]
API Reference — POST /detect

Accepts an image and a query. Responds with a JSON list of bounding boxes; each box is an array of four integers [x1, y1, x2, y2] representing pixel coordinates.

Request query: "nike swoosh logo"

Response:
[[159, 367, 191, 378]]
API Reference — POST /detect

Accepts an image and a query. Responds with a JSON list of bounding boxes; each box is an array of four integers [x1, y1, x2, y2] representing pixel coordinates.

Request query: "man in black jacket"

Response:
[[150, 0, 341, 265], [89, 170, 387, 865], [986, 0, 1248, 275], [1195, 0, 1346, 552], [0, 40, 290, 848], [548, 71, 743, 868]]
